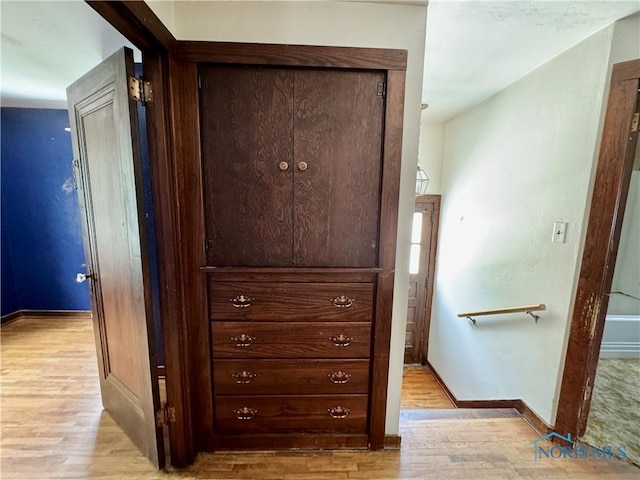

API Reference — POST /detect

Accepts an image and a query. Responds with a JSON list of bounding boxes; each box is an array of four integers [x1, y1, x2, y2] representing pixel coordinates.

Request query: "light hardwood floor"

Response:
[[2, 317, 639, 479], [401, 366, 454, 409]]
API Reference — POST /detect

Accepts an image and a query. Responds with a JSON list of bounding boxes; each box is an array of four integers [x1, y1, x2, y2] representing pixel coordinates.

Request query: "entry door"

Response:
[[405, 196, 440, 364], [67, 48, 164, 467]]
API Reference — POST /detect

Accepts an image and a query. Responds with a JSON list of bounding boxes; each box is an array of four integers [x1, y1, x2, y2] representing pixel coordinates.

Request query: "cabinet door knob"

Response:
[[231, 334, 255, 347], [330, 334, 352, 347], [278, 161, 289, 171], [234, 407, 257, 420], [328, 371, 351, 384], [332, 295, 353, 308], [328, 406, 350, 419], [298, 161, 308, 171], [230, 294, 254, 308]]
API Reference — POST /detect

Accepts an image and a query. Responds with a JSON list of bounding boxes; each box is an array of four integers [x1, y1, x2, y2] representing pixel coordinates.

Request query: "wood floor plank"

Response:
[[1, 317, 639, 479]]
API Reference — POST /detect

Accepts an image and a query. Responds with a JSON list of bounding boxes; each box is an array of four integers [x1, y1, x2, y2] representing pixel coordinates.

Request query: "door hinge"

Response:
[[419, 333, 425, 353], [198, 75, 202, 90], [425, 277, 428, 288], [377, 82, 386, 98], [155, 404, 176, 428], [128, 76, 153, 105], [631, 112, 639, 132]]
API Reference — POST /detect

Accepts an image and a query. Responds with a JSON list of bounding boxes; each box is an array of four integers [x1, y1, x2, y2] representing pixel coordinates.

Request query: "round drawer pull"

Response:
[[232, 334, 255, 347], [328, 371, 351, 384], [332, 295, 353, 308], [328, 406, 350, 419], [298, 161, 308, 171], [230, 294, 254, 308], [330, 334, 352, 347], [234, 406, 257, 420], [278, 161, 289, 171], [233, 370, 257, 384]]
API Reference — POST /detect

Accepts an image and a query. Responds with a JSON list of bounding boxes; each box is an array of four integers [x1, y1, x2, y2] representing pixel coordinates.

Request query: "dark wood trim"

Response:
[[212, 434, 369, 450], [86, 0, 194, 467], [415, 195, 441, 365], [203, 270, 377, 283], [555, 61, 640, 439], [168, 59, 213, 452], [143, 51, 194, 468], [383, 434, 402, 449], [368, 69, 406, 450], [1, 310, 92, 325], [426, 361, 552, 437], [200, 267, 383, 274], [611, 59, 640, 82], [424, 361, 458, 408], [86, 1, 175, 53], [1, 311, 22, 326], [519, 401, 553, 438], [176, 42, 407, 71]]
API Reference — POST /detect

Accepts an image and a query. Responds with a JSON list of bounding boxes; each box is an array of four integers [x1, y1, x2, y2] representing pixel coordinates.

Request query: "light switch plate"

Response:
[[552, 221, 567, 243]]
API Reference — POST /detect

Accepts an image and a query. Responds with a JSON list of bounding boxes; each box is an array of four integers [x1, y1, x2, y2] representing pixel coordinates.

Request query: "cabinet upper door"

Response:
[[199, 66, 384, 268], [293, 69, 385, 267], [200, 66, 295, 267]]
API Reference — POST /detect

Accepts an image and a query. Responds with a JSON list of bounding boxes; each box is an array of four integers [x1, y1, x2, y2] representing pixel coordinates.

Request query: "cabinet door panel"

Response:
[[293, 70, 385, 267], [200, 66, 294, 266]]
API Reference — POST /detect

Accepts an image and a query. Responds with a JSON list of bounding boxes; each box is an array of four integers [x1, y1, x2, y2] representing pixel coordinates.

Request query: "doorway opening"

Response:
[[401, 194, 451, 409]]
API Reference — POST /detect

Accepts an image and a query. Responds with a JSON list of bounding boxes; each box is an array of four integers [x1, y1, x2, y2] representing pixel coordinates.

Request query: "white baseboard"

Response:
[[600, 342, 640, 358]]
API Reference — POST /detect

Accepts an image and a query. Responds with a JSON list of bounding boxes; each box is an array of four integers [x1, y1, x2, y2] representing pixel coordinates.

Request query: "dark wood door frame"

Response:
[[555, 59, 640, 439], [404, 194, 440, 365], [416, 194, 440, 365], [85, 0, 196, 468]]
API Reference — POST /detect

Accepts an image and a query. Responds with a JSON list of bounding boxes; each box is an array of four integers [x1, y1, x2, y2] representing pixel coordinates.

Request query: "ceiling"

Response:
[[423, 0, 640, 120], [1, 1, 639, 119]]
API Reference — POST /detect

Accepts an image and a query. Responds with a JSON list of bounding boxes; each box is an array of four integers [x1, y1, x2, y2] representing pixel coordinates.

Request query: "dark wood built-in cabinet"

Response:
[[145, 39, 406, 458], [79, 3, 407, 467]]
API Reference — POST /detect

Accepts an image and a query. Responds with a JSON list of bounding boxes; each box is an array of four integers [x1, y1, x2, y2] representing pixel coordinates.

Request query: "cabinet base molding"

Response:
[[383, 434, 401, 449], [211, 434, 369, 450]]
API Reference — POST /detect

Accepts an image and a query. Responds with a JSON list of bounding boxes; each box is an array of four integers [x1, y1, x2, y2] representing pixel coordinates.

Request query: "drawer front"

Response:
[[212, 322, 371, 359], [215, 395, 368, 434], [209, 282, 373, 321], [214, 359, 370, 395]]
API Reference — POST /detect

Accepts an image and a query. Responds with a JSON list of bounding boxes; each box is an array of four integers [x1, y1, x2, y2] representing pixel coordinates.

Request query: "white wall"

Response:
[[418, 115, 445, 194], [430, 26, 614, 425], [149, 0, 428, 435]]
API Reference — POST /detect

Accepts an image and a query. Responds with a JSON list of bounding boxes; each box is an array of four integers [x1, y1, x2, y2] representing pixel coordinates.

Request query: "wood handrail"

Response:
[[458, 304, 546, 325], [457, 304, 546, 318]]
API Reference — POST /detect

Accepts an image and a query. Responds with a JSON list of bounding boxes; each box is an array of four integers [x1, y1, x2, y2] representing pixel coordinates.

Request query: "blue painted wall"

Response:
[[1, 108, 90, 315], [1, 188, 20, 315]]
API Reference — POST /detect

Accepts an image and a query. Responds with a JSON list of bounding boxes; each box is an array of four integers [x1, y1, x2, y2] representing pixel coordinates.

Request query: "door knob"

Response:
[[76, 272, 94, 283], [298, 161, 308, 171]]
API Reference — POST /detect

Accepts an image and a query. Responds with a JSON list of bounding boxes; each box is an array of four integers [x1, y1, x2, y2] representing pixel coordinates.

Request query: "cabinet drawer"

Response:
[[215, 395, 368, 434], [212, 322, 371, 359], [209, 282, 373, 321], [214, 359, 370, 395]]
